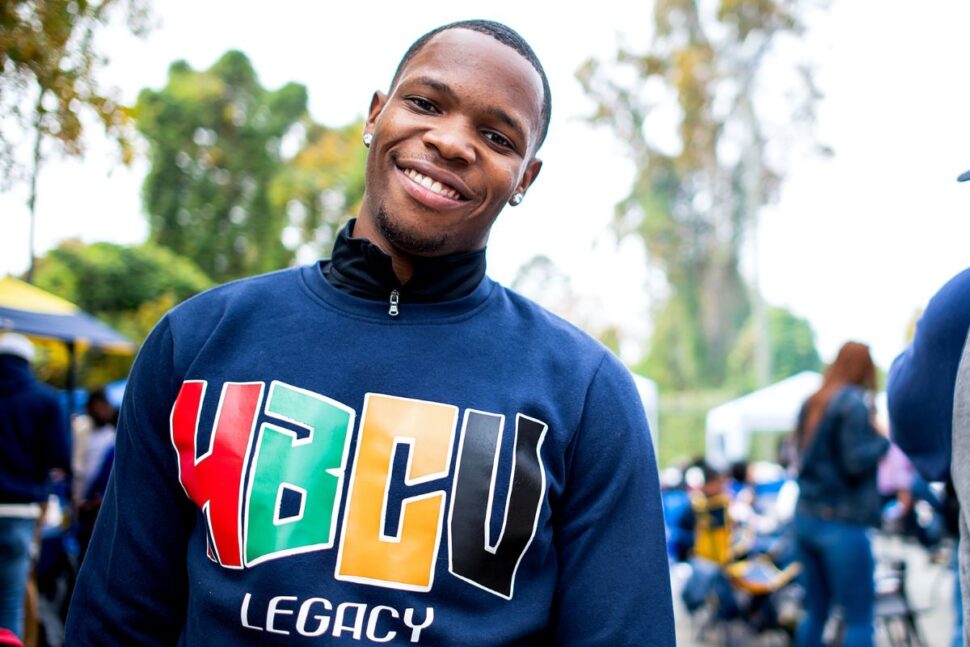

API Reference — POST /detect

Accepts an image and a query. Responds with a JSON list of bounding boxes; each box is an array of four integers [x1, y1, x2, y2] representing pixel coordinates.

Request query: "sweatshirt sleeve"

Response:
[[67, 317, 195, 645], [552, 354, 675, 646], [888, 268, 970, 481]]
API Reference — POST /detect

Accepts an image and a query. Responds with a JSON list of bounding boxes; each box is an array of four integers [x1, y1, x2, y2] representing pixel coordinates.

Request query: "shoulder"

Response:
[[835, 385, 868, 411], [169, 267, 302, 321], [139, 267, 304, 375], [29, 380, 65, 412], [492, 286, 646, 412], [494, 285, 613, 359], [919, 268, 970, 340], [161, 267, 306, 344], [933, 267, 970, 303]]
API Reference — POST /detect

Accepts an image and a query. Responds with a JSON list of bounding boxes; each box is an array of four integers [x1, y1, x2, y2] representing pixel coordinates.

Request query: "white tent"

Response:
[[705, 371, 822, 469]]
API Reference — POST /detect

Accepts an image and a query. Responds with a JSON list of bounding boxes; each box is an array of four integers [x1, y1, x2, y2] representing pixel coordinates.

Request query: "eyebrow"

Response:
[[406, 76, 529, 146], [409, 76, 459, 101]]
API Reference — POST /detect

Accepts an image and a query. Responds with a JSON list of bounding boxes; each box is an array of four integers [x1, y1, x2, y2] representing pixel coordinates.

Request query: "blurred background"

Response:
[[3, 0, 969, 465], [2, 1, 969, 645]]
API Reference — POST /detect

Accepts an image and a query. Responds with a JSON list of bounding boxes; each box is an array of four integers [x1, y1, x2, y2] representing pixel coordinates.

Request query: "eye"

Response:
[[406, 97, 438, 113], [483, 130, 515, 151]]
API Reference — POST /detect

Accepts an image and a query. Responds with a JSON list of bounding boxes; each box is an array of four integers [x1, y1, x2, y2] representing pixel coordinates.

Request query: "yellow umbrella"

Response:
[[0, 276, 133, 351], [0, 276, 135, 409]]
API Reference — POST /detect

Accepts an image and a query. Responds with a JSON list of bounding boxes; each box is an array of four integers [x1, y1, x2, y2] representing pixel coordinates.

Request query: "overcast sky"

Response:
[[1, 1, 968, 371]]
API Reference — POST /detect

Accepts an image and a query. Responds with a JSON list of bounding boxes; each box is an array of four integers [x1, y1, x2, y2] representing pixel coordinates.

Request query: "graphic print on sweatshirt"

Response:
[[170, 379, 549, 601]]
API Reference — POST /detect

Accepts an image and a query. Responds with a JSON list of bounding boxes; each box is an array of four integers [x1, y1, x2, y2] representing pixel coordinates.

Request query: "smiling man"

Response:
[[67, 20, 674, 646]]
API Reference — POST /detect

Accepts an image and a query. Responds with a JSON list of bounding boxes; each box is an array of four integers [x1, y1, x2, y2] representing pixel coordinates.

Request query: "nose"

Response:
[[422, 118, 476, 165]]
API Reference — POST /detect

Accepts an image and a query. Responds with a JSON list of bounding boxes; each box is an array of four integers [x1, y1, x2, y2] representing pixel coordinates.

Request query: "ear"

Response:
[[365, 91, 388, 137], [514, 158, 543, 198]]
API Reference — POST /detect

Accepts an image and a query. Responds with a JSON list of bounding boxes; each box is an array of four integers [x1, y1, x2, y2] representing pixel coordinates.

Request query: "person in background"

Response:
[[887, 168, 970, 646], [677, 460, 739, 618], [793, 341, 889, 647], [877, 442, 916, 532], [74, 390, 117, 501], [73, 389, 117, 560], [727, 460, 752, 499], [0, 333, 70, 639], [685, 460, 735, 565]]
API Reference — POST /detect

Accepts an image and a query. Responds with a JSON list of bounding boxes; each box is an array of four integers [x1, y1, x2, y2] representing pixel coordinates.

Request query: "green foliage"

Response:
[[579, 0, 822, 389], [136, 51, 308, 282], [726, 305, 822, 392], [655, 389, 731, 468], [268, 120, 367, 260], [33, 239, 213, 342], [635, 297, 703, 390], [33, 335, 135, 389], [0, 0, 151, 185]]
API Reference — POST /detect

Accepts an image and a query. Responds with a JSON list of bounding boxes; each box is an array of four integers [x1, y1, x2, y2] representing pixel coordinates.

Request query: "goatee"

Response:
[[376, 206, 449, 256]]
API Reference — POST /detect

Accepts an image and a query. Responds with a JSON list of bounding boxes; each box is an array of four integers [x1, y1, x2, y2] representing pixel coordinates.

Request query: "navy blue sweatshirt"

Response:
[[67, 251, 674, 644], [888, 267, 970, 481], [0, 354, 70, 504]]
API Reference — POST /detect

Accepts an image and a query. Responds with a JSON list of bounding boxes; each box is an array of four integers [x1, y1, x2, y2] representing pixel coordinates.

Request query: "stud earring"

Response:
[[363, 133, 373, 148], [510, 192, 524, 206]]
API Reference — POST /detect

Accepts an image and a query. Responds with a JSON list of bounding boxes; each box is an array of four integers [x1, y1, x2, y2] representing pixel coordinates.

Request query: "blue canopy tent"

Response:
[[0, 276, 135, 411]]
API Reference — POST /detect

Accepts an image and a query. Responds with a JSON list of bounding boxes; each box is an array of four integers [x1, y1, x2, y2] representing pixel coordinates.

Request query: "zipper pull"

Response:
[[388, 289, 400, 317]]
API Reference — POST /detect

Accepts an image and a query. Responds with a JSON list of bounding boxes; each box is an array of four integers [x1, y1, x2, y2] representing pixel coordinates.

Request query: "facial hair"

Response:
[[375, 205, 449, 256]]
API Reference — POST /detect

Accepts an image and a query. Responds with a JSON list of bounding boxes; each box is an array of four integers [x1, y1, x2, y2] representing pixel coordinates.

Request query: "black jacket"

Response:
[[0, 354, 71, 503], [796, 386, 890, 526]]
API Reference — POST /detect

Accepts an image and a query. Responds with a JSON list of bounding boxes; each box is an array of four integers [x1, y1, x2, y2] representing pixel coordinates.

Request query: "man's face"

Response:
[[360, 28, 544, 257]]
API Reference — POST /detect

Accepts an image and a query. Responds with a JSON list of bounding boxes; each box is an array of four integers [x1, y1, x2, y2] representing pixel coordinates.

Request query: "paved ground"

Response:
[[672, 534, 957, 646]]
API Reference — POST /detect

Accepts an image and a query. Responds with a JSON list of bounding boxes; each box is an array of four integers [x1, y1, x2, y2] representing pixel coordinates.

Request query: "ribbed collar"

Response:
[[321, 219, 487, 303]]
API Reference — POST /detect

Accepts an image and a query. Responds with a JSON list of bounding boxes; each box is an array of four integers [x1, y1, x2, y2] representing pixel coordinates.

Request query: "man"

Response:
[[67, 20, 675, 645], [887, 168, 970, 645], [0, 333, 70, 639]]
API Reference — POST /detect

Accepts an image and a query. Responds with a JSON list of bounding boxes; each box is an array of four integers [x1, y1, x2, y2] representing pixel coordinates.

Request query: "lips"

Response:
[[394, 159, 472, 201], [400, 167, 464, 200]]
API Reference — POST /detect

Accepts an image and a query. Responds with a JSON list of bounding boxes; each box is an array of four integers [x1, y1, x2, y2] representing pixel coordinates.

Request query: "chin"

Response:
[[376, 206, 449, 256]]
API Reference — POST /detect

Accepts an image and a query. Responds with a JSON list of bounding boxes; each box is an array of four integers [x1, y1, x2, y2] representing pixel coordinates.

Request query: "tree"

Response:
[[578, 0, 825, 389], [0, 0, 151, 281], [268, 120, 367, 262], [136, 51, 308, 282], [31, 239, 212, 387], [33, 239, 213, 342], [726, 305, 822, 392]]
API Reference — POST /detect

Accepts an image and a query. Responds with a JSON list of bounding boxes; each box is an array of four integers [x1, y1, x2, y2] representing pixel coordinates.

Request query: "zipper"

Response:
[[388, 289, 400, 317]]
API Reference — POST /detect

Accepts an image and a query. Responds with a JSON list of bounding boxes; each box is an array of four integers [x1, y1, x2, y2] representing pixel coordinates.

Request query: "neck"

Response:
[[324, 219, 487, 304], [353, 205, 415, 284], [389, 255, 415, 284]]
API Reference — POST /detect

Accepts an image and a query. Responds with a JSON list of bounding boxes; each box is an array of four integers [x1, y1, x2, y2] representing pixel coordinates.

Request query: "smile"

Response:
[[399, 167, 466, 201]]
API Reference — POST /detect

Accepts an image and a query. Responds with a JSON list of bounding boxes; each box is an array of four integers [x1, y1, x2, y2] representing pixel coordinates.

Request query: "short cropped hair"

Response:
[[390, 19, 552, 149]]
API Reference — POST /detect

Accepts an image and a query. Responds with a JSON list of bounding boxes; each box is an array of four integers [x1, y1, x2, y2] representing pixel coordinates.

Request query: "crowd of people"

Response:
[[665, 342, 965, 646], [0, 16, 967, 647]]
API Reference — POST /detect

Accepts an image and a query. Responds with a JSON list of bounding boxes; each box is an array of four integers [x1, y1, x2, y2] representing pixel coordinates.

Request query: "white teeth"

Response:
[[403, 167, 462, 200]]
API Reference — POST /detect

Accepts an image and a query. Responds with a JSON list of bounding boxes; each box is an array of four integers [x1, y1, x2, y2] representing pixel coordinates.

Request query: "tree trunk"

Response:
[[25, 91, 45, 284]]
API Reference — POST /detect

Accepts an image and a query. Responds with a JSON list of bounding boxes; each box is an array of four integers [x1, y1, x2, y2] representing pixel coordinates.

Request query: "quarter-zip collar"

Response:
[[322, 219, 487, 304]]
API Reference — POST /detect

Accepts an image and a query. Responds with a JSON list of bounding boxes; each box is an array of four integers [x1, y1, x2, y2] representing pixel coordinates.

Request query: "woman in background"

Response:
[[793, 342, 889, 647]]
